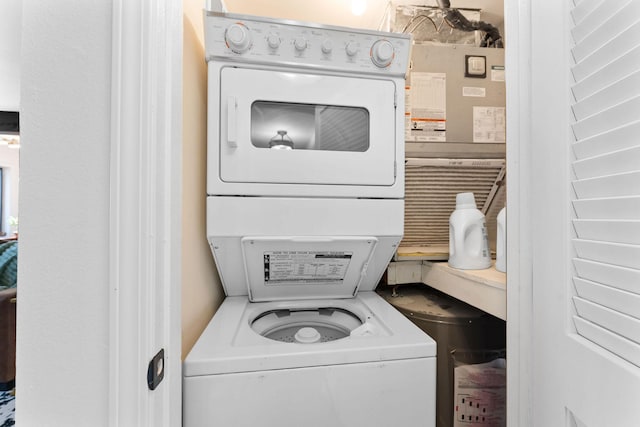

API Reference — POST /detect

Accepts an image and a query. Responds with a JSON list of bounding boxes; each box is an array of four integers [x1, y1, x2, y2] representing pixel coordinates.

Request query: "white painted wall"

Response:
[[0, 145, 19, 236], [0, 0, 21, 111], [16, 0, 112, 424]]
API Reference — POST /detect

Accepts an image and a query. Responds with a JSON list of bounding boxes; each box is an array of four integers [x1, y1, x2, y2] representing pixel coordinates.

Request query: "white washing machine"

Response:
[[184, 293, 436, 426], [183, 11, 436, 427]]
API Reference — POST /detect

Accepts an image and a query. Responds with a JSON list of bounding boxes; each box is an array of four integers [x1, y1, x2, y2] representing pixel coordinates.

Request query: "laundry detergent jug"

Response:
[[448, 192, 491, 270]]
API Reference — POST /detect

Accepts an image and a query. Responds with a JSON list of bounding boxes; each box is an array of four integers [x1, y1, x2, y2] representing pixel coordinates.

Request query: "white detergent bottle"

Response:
[[448, 192, 492, 270], [496, 207, 506, 272]]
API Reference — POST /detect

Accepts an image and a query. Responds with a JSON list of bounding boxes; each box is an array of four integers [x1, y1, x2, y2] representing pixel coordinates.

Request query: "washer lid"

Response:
[[241, 236, 378, 302]]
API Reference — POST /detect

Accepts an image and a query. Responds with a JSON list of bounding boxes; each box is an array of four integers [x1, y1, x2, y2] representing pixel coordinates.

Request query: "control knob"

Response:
[[345, 41, 359, 57], [321, 39, 333, 54], [370, 39, 395, 68], [294, 37, 308, 52], [225, 23, 252, 53], [266, 32, 281, 49]]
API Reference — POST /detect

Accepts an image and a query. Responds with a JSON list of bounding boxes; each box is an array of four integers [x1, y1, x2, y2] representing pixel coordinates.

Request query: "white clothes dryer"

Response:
[[183, 11, 437, 427]]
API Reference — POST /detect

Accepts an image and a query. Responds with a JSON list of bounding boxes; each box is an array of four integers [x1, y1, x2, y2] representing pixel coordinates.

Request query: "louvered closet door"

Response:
[[529, 1, 640, 426], [570, 0, 640, 365]]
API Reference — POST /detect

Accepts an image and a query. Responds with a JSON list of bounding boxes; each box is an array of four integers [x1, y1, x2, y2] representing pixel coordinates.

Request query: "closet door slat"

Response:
[[574, 297, 640, 344], [571, 71, 640, 120], [572, 171, 640, 199], [572, 97, 640, 141], [573, 196, 640, 219], [573, 220, 640, 245], [571, 21, 640, 82], [572, 46, 640, 101], [573, 317, 640, 367], [572, 1, 639, 59], [571, 0, 606, 27], [574, 278, 640, 319], [573, 121, 640, 159], [573, 259, 640, 304], [572, 145, 640, 180], [574, 240, 640, 269]]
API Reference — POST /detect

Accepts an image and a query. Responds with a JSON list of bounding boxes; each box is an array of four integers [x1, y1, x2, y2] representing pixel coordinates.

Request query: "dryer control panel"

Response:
[[205, 11, 411, 77]]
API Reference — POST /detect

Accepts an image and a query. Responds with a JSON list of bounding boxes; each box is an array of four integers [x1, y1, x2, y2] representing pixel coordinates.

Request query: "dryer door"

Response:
[[219, 67, 397, 186]]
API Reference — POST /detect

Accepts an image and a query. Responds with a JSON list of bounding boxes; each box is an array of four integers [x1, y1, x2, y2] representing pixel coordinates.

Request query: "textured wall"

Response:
[[17, 0, 111, 424]]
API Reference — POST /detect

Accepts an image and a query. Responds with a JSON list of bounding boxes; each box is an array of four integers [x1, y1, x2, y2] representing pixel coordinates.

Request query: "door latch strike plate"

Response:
[[147, 348, 165, 391]]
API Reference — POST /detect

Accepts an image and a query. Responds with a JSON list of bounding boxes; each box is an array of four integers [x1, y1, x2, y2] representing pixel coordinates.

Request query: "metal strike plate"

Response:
[[147, 348, 165, 390]]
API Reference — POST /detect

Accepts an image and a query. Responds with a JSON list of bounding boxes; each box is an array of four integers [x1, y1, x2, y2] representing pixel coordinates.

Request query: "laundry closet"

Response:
[[12, 0, 639, 425], [183, 1, 508, 427]]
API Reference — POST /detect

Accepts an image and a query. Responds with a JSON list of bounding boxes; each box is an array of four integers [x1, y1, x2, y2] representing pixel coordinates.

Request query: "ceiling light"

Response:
[[351, 0, 367, 16]]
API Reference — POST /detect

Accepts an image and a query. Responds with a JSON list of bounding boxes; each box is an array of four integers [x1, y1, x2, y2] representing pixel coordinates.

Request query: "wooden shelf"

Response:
[[386, 260, 506, 320]]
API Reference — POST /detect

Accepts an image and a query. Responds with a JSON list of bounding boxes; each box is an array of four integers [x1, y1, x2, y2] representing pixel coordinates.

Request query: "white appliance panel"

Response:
[[207, 197, 403, 297], [204, 12, 412, 77], [183, 357, 436, 427], [219, 67, 397, 186]]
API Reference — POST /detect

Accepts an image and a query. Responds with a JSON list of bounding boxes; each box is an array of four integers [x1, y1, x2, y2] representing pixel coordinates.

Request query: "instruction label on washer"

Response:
[[263, 251, 352, 284]]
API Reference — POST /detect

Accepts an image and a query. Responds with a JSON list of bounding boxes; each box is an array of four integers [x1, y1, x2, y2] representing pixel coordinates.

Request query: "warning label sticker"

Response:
[[263, 251, 352, 285], [407, 72, 447, 142]]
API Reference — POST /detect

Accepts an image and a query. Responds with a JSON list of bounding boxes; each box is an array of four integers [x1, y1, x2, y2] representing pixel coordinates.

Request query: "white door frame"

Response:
[[109, 0, 182, 425], [505, 0, 533, 426]]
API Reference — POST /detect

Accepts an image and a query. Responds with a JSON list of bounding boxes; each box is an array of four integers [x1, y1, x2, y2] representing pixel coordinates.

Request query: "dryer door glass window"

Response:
[[250, 101, 370, 152]]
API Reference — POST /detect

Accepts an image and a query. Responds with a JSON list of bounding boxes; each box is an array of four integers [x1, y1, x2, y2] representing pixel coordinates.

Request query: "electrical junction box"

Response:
[[406, 44, 506, 149]]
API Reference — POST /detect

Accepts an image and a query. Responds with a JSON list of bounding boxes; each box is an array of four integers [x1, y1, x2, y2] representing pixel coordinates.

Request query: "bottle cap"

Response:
[[455, 192, 477, 209]]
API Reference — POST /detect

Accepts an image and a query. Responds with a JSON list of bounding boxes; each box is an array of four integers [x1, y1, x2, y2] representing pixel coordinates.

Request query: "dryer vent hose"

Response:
[[435, 0, 503, 48]]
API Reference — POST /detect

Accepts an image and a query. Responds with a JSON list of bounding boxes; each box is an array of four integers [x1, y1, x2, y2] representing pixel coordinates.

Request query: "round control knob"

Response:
[[225, 23, 252, 53], [294, 37, 308, 52], [321, 39, 333, 54], [266, 32, 281, 49], [370, 39, 395, 67], [345, 41, 359, 57]]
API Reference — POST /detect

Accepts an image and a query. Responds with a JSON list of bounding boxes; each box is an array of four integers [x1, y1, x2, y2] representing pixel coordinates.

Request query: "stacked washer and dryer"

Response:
[[182, 11, 437, 427]]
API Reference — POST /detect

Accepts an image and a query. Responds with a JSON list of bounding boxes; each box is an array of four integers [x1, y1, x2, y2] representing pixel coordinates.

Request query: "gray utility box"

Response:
[[406, 44, 506, 157]]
